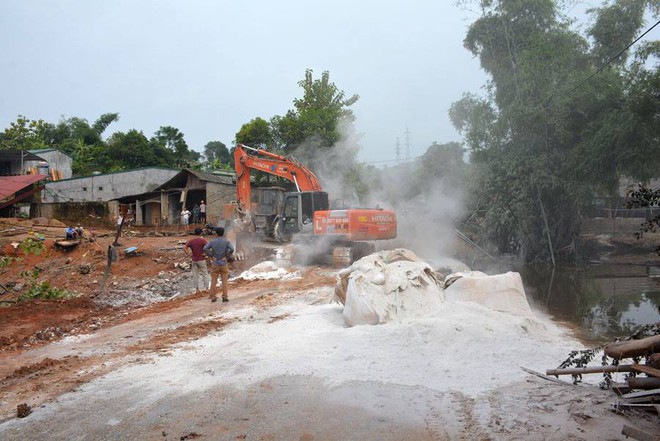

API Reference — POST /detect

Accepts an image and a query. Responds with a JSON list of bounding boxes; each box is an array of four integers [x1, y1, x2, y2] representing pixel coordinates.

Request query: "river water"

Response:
[[518, 263, 660, 345]]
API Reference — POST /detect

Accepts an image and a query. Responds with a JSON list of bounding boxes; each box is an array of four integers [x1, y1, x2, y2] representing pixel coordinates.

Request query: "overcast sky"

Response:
[[1, 1, 600, 165]]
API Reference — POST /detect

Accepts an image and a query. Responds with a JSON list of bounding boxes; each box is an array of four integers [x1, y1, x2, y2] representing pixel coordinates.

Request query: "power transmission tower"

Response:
[[395, 137, 401, 161]]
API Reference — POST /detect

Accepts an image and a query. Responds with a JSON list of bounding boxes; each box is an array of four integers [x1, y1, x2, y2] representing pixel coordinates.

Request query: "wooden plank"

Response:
[[621, 424, 659, 441], [620, 388, 660, 400], [614, 402, 660, 415], [632, 364, 660, 379]]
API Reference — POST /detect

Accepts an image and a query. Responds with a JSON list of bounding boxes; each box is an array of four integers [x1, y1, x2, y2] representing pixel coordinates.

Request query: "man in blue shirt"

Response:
[[203, 227, 234, 303]]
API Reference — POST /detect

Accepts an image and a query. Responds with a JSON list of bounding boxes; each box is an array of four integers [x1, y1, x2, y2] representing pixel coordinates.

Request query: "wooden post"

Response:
[[604, 335, 660, 360], [546, 365, 635, 376]]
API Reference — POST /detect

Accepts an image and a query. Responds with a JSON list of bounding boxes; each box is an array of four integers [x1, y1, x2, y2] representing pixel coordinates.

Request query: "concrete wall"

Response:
[[206, 182, 236, 226], [43, 168, 179, 203], [25, 149, 73, 179], [39, 201, 116, 228]]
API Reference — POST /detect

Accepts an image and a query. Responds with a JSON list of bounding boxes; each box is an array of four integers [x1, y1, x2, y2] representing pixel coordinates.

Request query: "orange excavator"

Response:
[[233, 144, 397, 262]]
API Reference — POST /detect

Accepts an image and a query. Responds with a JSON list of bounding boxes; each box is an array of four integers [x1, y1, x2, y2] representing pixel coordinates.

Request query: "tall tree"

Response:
[[452, 0, 658, 262], [203, 140, 229, 164], [107, 130, 169, 171], [271, 69, 359, 156], [151, 126, 200, 168], [235, 117, 273, 149], [0, 115, 52, 150]]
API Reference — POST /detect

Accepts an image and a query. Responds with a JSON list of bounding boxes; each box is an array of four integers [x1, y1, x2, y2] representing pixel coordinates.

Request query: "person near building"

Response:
[[181, 207, 190, 228], [65, 226, 78, 240], [203, 227, 234, 303], [192, 203, 200, 224], [199, 200, 207, 224], [184, 227, 211, 294]]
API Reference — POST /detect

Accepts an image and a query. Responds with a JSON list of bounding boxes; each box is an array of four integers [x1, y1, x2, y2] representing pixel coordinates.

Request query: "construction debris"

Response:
[[546, 326, 660, 439]]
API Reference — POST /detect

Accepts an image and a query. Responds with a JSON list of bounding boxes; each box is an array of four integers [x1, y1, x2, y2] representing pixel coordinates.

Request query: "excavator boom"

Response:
[[234, 144, 321, 213]]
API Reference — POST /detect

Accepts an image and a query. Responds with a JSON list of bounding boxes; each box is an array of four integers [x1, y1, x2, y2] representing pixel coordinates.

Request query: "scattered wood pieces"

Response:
[[621, 424, 659, 441], [619, 388, 660, 404]]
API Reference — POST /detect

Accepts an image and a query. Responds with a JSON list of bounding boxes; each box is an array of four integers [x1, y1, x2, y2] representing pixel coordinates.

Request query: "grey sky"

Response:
[[0, 1, 596, 164]]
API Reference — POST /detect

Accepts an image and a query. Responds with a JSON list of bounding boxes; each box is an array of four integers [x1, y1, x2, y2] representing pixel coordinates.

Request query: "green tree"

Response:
[[235, 117, 274, 154], [271, 69, 359, 156], [107, 130, 169, 170], [203, 140, 229, 165], [0, 115, 52, 150], [151, 126, 199, 168], [452, 0, 658, 262]]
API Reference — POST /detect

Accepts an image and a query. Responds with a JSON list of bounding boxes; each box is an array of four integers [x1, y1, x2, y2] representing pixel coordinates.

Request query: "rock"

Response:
[[16, 403, 32, 418], [78, 264, 92, 275]]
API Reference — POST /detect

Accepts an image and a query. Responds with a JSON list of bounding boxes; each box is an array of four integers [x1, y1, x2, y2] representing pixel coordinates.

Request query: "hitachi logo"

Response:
[[373, 215, 393, 222]]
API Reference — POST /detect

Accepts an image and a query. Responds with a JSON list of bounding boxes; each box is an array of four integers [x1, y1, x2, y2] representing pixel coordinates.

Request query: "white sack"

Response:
[[442, 271, 534, 318]]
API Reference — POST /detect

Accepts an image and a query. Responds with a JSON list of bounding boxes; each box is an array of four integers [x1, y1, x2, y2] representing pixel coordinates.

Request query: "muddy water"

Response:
[[518, 263, 660, 344]]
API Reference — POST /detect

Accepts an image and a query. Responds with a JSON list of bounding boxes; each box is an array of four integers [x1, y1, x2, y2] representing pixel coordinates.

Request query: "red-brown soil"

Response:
[[0, 217, 337, 421]]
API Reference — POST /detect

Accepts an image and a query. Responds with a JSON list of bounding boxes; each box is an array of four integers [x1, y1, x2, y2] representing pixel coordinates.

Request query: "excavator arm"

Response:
[[234, 144, 322, 214]]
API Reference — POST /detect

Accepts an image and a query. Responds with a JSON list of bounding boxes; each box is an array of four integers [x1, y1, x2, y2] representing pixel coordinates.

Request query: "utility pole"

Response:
[[405, 127, 411, 160]]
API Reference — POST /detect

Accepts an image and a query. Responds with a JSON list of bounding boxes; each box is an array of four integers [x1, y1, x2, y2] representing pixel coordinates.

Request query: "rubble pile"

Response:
[[93, 270, 188, 308]]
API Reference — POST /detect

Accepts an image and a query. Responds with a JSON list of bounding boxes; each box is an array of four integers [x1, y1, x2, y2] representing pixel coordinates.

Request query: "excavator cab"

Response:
[[276, 191, 329, 242]]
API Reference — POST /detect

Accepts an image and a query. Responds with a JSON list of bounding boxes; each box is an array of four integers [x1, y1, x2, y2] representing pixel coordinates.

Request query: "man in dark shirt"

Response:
[[184, 227, 210, 294], [203, 227, 234, 302]]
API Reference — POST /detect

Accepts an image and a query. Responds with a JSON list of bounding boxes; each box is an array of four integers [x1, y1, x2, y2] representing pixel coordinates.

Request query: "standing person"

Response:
[[184, 227, 211, 294], [181, 207, 190, 228], [192, 203, 200, 224], [203, 227, 234, 303], [116, 213, 123, 234], [199, 200, 207, 224]]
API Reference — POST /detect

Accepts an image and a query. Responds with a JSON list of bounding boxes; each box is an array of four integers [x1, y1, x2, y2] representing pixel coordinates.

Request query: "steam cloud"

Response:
[[291, 117, 467, 264]]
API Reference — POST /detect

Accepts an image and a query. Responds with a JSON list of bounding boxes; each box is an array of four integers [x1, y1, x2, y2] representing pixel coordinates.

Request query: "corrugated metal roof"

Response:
[[0, 174, 47, 200], [153, 168, 235, 191], [0, 149, 44, 162]]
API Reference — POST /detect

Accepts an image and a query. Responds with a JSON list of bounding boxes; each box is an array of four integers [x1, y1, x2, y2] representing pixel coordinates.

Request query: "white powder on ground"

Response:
[[235, 260, 302, 281], [83, 285, 583, 408]]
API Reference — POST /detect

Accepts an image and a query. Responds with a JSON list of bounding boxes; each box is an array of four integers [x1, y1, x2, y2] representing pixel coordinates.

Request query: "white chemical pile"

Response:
[[234, 260, 301, 281], [335, 249, 536, 326]]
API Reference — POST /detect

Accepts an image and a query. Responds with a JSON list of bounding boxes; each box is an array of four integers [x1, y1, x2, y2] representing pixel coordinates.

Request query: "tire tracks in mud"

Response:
[[424, 391, 492, 440]]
